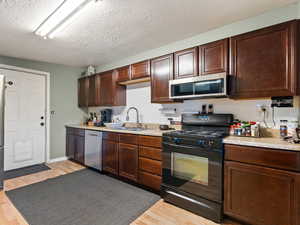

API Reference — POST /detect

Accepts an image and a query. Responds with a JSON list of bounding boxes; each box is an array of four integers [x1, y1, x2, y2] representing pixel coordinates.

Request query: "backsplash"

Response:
[[88, 82, 300, 129]]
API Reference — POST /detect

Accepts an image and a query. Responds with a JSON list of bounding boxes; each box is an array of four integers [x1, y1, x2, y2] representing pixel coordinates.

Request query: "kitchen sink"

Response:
[[111, 127, 146, 131]]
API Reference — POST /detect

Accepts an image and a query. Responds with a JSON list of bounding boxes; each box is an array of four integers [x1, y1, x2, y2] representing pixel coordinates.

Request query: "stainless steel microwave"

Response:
[[169, 73, 227, 99]]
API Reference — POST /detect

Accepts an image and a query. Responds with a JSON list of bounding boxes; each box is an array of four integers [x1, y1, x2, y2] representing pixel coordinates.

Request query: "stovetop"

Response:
[[164, 126, 229, 139]]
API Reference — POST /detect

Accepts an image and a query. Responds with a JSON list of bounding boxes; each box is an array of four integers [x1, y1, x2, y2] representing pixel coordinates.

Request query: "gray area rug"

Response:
[[6, 169, 160, 225], [4, 164, 51, 180]]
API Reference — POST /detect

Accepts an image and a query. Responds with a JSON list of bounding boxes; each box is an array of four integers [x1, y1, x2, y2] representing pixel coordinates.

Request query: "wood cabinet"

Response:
[[138, 136, 162, 191], [151, 54, 176, 103], [78, 71, 126, 108], [116, 66, 130, 82], [230, 20, 299, 98], [102, 139, 118, 175], [78, 77, 89, 107], [102, 132, 119, 175], [88, 74, 101, 107], [66, 128, 85, 164], [118, 143, 138, 182], [99, 71, 126, 106], [224, 144, 300, 225], [174, 47, 198, 79], [131, 60, 150, 80], [101, 132, 162, 191], [199, 39, 228, 75]]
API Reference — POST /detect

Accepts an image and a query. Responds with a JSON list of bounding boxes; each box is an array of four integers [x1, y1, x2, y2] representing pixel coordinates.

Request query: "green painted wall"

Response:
[[97, 2, 299, 72], [0, 55, 85, 160]]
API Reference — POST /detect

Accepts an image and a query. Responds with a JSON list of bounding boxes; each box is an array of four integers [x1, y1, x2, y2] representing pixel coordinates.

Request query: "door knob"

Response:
[[40, 122, 45, 126]]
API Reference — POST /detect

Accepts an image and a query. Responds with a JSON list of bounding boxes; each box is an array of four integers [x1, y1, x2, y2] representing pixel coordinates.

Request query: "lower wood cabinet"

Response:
[[102, 139, 118, 175], [101, 132, 162, 191], [66, 128, 85, 164], [118, 143, 138, 182], [139, 171, 161, 191], [224, 145, 300, 225]]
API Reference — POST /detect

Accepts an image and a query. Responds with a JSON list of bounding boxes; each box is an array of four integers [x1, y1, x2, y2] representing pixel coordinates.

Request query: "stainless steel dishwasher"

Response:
[[84, 130, 102, 171]]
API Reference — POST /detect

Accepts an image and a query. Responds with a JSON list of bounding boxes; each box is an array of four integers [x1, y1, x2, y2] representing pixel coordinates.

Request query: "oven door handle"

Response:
[[163, 142, 199, 150]]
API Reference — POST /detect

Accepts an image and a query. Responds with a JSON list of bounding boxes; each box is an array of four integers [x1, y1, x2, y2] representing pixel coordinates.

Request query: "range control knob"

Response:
[[173, 137, 182, 144], [197, 140, 205, 145]]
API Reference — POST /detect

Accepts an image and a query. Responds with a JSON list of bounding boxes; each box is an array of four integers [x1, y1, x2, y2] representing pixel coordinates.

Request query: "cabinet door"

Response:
[[66, 133, 76, 160], [116, 66, 130, 82], [151, 54, 175, 103], [88, 75, 96, 106], [102, 140, 118, 175], [100, 72, 114, 106], [74, 136, 85, 164], [224, 161, 300, 225], [78, 77, 89, 107], [131, 60, 150, 80], [174, 47, 198, 79], [199, 39, 228, 75], [118, 143, 138, 182], [230, 20, 298, 98]]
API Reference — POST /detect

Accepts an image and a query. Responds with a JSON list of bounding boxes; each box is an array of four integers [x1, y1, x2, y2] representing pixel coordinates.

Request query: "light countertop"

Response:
[[65, 124, 173, 137], [66, 125, 300, 152], [223, 136, 300, 152]]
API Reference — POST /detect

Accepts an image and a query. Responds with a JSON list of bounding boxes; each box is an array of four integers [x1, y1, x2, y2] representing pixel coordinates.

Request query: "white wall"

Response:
[[91, 3, 300, 129], [89, 83, 300, 129]]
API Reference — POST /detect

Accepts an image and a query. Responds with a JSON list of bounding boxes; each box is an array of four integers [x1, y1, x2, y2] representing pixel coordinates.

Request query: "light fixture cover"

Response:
[[35, 0, 95, 39]]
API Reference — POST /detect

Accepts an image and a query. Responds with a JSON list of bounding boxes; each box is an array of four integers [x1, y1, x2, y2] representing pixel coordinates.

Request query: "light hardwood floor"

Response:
[[0, 160, 238, 225]]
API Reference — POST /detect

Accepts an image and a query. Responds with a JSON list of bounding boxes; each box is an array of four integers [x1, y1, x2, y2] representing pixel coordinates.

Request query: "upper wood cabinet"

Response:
[[116, 66, 130, 82], [199, 39, 228, 75], [174, 47, 199, 79], [151, 54, 176, 103], [87, 74, 101, 107], [78, 77, 89, 107], [230, 20, 299, 98], [99, 71, 126, 106], [131, 60, 150, 80]]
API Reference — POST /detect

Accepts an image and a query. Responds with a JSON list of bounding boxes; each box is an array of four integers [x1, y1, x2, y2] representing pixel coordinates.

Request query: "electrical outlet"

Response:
[[256, 104, 267, 112]]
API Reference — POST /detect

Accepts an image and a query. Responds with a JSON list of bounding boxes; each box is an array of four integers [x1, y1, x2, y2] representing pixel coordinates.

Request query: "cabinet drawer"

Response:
[[139, 157, 162, 176], [139, 171, 161, 191], [119, 134, 138, 145], [139, 135, 162, 148], [225, 144, 300, 172], [66, 127, 85, 136], [103, 132, 119, 141], [139, 146, 161, 161]]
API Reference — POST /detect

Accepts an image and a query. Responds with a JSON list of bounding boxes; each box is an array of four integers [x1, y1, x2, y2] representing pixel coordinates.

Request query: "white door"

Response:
[[1, 69, 46, 171]]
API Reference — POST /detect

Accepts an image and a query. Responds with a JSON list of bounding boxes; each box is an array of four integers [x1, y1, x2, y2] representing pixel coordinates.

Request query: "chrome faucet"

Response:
[[126, 107, 141, 126]]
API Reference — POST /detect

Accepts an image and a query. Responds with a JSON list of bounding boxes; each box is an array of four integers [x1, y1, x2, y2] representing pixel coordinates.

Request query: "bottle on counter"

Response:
[[208, 104, 214, 114], [280, 120, 288, 138], [288, 120, 299, 137]]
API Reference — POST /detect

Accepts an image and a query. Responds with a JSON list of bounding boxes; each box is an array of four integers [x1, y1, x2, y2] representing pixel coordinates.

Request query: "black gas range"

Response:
[[161, 113, 233, 223]]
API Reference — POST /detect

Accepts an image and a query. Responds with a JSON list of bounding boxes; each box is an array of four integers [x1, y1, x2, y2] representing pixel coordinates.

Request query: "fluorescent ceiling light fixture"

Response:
[[35, 0, 97, 39]]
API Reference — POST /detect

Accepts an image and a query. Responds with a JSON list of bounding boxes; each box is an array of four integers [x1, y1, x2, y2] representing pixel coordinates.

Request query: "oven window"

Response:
[[171, 82, 193, 96], [194, 78, 224, 95], [172, 152, 208, 186]]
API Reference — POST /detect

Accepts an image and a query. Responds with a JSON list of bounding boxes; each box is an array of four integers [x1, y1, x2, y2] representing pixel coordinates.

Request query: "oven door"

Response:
[[162, 142, 223, 203]]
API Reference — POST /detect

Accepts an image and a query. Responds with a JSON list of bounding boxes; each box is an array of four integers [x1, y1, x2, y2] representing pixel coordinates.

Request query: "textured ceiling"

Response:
[[0, 0, 297, 67]]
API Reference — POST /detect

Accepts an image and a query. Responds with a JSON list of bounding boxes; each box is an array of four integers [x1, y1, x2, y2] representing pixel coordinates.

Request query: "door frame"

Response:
[[0, 64, 51, 164]]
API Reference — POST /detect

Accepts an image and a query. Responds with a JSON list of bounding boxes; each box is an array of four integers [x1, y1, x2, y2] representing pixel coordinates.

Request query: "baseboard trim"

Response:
[[47, 156, 68, 163]]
